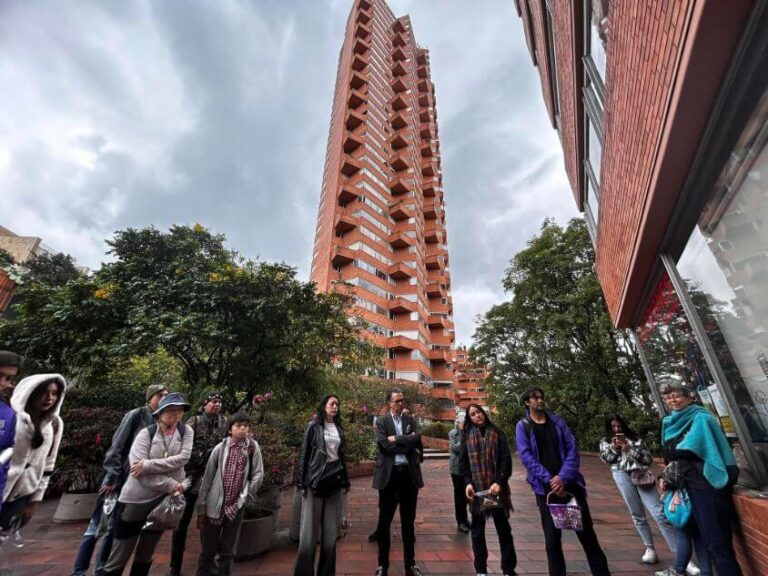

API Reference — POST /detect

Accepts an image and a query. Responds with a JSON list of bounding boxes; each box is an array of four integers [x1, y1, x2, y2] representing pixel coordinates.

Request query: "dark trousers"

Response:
[[72, 494, 120, 576], [377, 466, 419, 569], [196, 509, 243, 576], [470, 507, 517, 575], [534, 485, 610, 576], [687, 486, 742, 576], [0, 495, 31, 529], [450, 474, 469, 527], [170, 490, 199, 573]]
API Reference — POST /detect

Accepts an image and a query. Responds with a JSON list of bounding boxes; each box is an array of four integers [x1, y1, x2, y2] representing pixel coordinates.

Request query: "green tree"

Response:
[[0, 248, 13, 269], [473, 218, 658, 450], [24, 252, 82, 287], [0, 225, 381, 409]]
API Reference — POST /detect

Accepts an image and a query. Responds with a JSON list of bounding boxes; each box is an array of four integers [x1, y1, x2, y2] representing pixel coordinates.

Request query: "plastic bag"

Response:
[[144, 493, 186, 531], [103, 493, 118, 516]]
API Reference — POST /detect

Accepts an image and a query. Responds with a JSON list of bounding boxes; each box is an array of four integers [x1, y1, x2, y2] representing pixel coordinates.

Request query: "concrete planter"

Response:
[[53, 492, 99, 523], [234, 510, 276, 561]]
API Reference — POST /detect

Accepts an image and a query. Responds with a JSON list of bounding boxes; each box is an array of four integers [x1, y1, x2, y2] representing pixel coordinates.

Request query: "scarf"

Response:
[[212, 439, 248, 524], [662, 404, 736, 489], [466, 425, 512, 510]]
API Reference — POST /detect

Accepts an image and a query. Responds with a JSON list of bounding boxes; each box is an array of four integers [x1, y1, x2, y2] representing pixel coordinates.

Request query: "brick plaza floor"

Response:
[[1, 454, 669, 575]]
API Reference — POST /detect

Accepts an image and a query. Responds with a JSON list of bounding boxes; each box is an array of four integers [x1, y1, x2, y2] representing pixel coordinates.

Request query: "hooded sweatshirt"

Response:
[[3, 374, 66, 503]]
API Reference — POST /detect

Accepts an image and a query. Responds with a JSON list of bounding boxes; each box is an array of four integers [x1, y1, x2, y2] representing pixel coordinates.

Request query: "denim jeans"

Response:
[[611, 469, 677, 551], [293, 490, 342, 576]]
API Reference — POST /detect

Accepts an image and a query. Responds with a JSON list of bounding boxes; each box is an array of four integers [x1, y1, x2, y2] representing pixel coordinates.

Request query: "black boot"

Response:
[[129, 561, 152, 576]]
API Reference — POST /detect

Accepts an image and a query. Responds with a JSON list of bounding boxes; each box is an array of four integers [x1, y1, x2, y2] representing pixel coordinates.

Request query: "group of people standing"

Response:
[[1, 345, 746, 576]]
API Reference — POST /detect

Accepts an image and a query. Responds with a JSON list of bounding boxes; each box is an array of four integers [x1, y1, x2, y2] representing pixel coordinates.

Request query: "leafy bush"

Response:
[[52, 405, 124, 493], [421, 421, 451, 439]]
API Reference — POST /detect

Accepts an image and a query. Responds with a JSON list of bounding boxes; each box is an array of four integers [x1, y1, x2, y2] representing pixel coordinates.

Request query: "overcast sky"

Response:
[[0, 0, 578, 346]]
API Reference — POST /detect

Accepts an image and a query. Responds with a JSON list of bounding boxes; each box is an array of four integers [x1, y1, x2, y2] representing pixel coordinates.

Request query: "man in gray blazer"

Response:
[[372, 389, 424, 576]]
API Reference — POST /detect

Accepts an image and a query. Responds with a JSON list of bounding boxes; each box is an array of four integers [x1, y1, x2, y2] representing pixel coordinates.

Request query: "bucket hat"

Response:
[[152, 392, 191, 416]]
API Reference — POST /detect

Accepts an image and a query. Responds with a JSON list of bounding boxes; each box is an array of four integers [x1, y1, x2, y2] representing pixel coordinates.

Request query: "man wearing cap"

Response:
[[102, 391, 193, 576], [0, 350, 22, 515], [70, 384, 168, 576], [167, 392, 228, 576]]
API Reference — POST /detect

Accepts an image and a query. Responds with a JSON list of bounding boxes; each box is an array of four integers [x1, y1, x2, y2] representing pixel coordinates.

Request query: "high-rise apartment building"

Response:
[[453, 346, 490, 414], [310, 0, 455, 419]]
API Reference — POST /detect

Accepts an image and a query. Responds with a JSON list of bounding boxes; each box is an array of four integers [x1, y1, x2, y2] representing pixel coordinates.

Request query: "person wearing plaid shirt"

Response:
[[195, 413, 263, 576]]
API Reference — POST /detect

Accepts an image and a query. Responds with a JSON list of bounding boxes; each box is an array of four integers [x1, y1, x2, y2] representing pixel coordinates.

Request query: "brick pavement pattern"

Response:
[[1, 455, 670, 575]]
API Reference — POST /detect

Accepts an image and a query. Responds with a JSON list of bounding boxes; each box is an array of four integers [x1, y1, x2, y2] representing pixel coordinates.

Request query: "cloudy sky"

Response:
[[0, 0, 578, 345]]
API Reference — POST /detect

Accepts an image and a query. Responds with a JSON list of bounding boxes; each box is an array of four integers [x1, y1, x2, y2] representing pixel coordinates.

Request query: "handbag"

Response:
[[630, 467, 656, 487], [143, 493, 187, 531], [313, 460, 344, 498], [546, 491, 583, 531], [473, 489, 504, 513], [663, 487, 692, 528], [660, 461, 684, 489]]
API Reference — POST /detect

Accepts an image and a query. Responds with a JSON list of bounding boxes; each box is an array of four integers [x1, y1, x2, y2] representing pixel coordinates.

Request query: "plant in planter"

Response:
[[51, 405, 123, 522]]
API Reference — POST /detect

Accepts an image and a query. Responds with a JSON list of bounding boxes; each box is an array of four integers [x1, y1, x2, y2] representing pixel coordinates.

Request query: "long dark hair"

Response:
[[604, 413, 638, 440], [463, 403, 494, 431], [315, 394, 343, 429], [26, 378, 63, 449]]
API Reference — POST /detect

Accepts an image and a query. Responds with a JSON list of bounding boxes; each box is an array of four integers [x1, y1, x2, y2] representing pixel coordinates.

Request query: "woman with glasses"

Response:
[[655, 381, 741, 576]]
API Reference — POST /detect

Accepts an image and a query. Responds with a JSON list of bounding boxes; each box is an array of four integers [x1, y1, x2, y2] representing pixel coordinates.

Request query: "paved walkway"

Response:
[[1, 455, 670, 575]]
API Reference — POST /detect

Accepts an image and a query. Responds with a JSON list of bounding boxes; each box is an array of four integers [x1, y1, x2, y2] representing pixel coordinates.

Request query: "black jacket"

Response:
[[101, 406, 153, 488], [372, 412, 424, 490], [296, 419, 350, 492]]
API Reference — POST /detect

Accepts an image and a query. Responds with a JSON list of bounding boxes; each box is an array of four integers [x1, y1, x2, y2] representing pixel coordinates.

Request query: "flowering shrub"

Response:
[[52, 406, 124, 493]]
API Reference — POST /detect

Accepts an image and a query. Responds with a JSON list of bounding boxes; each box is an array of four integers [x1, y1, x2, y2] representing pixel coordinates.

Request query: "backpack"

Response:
[[146, 422, 187, 440]]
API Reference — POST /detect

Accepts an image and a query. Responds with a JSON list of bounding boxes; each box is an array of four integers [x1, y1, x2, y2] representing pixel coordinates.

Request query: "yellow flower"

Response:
[[93, 284, 116, 300], [193, 223, 206, 233]]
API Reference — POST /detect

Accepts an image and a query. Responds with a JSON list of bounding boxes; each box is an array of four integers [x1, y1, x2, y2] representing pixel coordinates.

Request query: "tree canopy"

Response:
[[0, 224, 381, 410], [473, 218, 659, 450]]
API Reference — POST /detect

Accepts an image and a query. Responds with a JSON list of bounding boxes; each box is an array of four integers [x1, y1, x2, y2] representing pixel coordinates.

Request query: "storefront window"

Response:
[[675, 90, 768, 482], [636, 272, 738, 437]]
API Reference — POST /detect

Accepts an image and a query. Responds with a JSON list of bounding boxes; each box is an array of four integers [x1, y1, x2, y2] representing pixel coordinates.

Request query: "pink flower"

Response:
[[272, 465, 281, 473], [95, 434, 102, 446], [360, 404, 368, 413]]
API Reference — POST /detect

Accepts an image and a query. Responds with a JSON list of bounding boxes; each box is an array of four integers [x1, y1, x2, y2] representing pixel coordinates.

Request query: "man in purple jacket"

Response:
[[516, 386, 610, 576], [0, 351, 22, 515]]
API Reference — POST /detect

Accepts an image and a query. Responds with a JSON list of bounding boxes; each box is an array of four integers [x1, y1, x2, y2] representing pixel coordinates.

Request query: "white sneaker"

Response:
[[642, 547, 658, 564], [686, 562, 701, 576], [655, 569, 683, 576]]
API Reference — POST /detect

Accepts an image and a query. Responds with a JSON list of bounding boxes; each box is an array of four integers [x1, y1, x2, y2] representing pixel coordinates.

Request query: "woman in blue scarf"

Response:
[[655, 381, 741, 576]]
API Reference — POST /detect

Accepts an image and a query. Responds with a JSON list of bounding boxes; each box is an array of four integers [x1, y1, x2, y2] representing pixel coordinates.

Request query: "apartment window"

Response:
[[587, 0, 608, 86], [544, 2, 561, 128]]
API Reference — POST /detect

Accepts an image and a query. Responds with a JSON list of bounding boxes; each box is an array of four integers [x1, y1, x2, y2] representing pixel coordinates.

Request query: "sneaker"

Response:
[[405, 566, 422, 576], [642, 547, 658, 564], [457, 523, 470, 533], [655, 569, 684, 576], [686, 562, 701, 576]]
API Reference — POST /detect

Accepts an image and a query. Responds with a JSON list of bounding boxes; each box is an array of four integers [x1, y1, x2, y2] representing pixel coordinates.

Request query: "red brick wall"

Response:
[[732, 491, 768, 574], [595, 0, 694, 319], [421, 436, 449, 451]]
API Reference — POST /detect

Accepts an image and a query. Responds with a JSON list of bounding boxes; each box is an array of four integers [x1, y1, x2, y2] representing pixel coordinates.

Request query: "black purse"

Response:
[[313, 460, 344, 497]]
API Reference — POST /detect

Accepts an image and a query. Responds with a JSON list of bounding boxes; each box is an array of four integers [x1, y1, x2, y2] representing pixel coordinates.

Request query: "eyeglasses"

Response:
[[663, 392, 687, 400], [390, 399, 405, 404]]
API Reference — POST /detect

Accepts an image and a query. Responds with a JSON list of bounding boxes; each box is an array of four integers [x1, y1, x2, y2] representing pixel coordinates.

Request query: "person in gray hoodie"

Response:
[[194, 412, 263, 576], [102, 392, 193, 576], [1, 373, 66, 530]]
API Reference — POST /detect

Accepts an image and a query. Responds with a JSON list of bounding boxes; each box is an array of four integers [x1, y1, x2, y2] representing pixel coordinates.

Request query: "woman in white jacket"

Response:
[[0, 373, 66, 530], [102, 392, 193, 576]]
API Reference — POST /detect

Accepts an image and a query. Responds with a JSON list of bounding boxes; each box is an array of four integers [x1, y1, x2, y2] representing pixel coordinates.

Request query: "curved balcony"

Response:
[[429, 348, 451, 363], [343, 130, 364, 154], [390, 202, 414, 221], [388, 296, 417, 314], [422, 178, 438, 197], [392, 46, 407, 61], [420, 141, 435, 157], [417, 65, 428, 79], [418, 92, 434, 108], [391, 131, 411, 150], [355, 21, 371, 40], [391, 76, 408, 94], [391, 93, 408, 111], [392, 32, 407, 48], [348, 89, 366, 110], [392, 61, 407, 77], [416, 51, 428, 66], [420, 123, 433, 140], [430, 386, 455, 400], [390, 150, 410, 172], [388, 230, 414, 249], [388, 334, 417, 351], [425, 253, 443, 270], [334, 213, 359, 233], [427, 314, 447, 329], [391, 112, 408, 130], [338, 185, 360, 204], [390, 176, 415, 196], [345, 109, 365, 131], [349, 70, 367, 90], [341, 155, 362, 177], [353, 36, 370, 55], [351, 54, 368, 72], [421, 159, 437, 177], [392, 19, 407, 34], [331, 245, 356, 267], [388, 262, 414, 280]]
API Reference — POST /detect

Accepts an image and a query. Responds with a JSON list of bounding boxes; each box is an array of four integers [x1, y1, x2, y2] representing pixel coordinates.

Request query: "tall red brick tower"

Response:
[[310, 0, 455, 420]]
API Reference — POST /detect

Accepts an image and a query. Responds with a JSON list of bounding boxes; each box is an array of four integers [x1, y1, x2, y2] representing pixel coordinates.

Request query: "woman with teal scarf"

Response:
[[655, 381, 742, 576]]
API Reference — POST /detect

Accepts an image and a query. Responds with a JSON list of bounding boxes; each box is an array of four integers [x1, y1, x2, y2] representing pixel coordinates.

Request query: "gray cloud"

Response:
[[0, 0, 578, 345]]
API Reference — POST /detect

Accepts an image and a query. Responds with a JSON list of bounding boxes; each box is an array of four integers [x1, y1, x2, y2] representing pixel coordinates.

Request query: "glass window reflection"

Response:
[[589, 0, 608, 82], [676, 90, 768, 480]]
